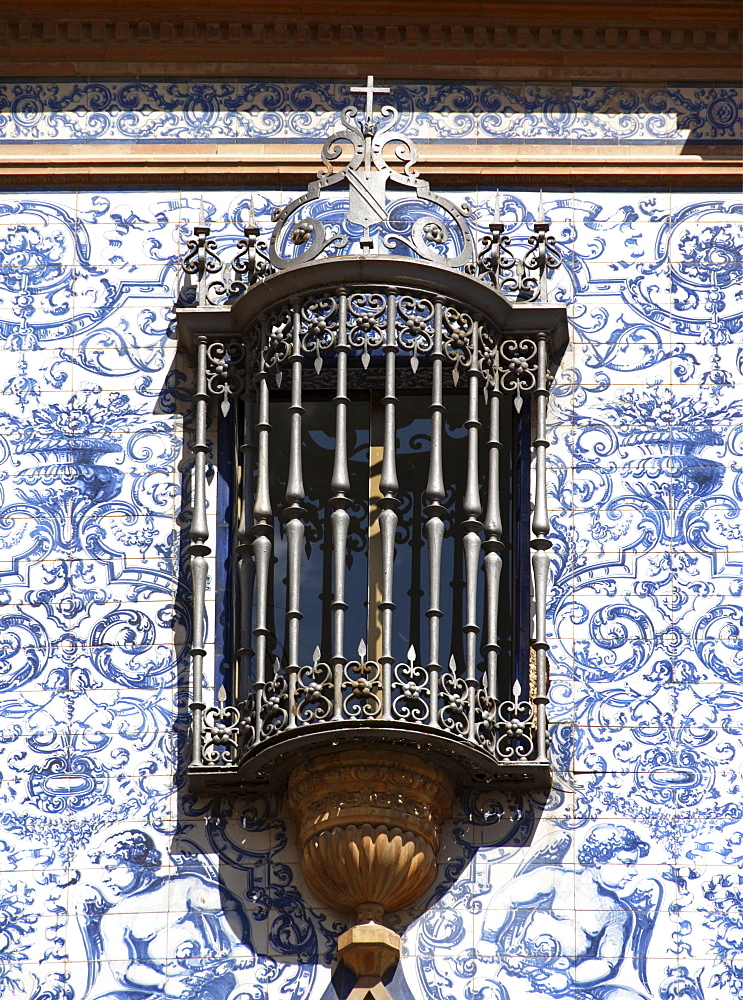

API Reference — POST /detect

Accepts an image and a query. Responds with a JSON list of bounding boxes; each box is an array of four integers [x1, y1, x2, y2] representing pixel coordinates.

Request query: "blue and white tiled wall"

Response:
[[0, 81, 741, 1000], [0, 81, 739, 144]]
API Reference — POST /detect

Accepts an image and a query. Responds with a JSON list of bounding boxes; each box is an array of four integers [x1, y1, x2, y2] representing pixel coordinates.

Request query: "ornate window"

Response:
[[177, 79, 567, 792]]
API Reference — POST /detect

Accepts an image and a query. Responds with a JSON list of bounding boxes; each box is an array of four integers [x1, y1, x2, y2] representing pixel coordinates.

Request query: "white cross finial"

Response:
[[350, 74, 391, 120]]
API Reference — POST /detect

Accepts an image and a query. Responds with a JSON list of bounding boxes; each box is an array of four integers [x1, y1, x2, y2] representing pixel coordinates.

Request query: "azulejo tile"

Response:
[[0, 81, 738, 146], [423, 817, 682, 996], [0, 137, 740, 1000]]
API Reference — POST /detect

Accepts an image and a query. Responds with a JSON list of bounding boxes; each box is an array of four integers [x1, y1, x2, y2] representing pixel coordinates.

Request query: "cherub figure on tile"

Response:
[[79, 830, 255, 1000], [478, 824, 662, 999]]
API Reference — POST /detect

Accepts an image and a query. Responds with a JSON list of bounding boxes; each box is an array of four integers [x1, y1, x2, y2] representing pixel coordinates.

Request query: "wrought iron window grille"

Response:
[[177, 77, 568, 791]]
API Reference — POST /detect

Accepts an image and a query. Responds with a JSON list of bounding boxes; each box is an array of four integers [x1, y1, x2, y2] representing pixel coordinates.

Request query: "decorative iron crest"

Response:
[[180, 76, 563, 306], [267, 76, 474, 269]]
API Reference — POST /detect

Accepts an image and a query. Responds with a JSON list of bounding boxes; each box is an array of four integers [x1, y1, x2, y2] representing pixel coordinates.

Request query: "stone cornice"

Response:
[[0, 2, 739, 81], [0, 146, 738, 188]]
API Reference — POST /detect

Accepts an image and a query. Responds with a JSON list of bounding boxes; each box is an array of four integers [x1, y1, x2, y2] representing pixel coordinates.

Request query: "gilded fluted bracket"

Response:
[[287, 749, 453, 989]]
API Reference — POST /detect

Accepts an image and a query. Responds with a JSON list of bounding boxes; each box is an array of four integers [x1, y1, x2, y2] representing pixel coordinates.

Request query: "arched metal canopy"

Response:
[[178, 254, 569, 356]]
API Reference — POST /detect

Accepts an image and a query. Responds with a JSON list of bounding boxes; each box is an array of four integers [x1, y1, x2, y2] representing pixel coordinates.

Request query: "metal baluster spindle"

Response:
[[482, 349, 503, 703], [462, 319, 483, 742], [534, 222, 551, 303], [189, 336, 210, 766], [251, 345, 274, 745], [378, 290, 400, 720], [531, 332, 551, 763], [424, 297, 446, 728], [236, 376, 256, 709], [283, 304, 306, 728], [330, 289, 350, 720]]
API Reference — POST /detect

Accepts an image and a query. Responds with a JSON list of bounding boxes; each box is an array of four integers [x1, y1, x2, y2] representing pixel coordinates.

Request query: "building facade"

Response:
[[0, 5, 741, 1000]]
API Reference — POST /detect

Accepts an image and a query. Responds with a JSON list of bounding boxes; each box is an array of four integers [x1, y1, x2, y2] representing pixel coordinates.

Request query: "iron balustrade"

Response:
[[180, 266, 565, 788]]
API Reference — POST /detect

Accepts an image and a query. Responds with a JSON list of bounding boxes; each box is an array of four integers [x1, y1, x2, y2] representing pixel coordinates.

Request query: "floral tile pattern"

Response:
[[0, 81, 739, 145], [0, 80, 742, 1000]]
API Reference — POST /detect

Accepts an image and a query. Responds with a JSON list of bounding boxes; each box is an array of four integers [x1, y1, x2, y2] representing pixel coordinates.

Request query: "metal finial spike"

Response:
[[513, 679, 522, 699], [313, 646, 321, 664], [407, 644, 416, 663], [495, 189, 500, 225], [358, 638, 367, 660], [538, 189, 544, 223], [449, 654, 456, 671], [217, 684, 227, 704], [248, 196, 256, 227], [199, 196, 205, 227]]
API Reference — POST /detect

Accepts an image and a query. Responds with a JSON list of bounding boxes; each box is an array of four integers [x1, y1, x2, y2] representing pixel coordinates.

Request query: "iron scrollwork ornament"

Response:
[[477, 210, 563, 302], [498, 338, 538, 412], [205, 340, 247, 415], [231, 202, 275, 291], [182, 223, 224, 308], [201, 685, 241, 766], [181, 81, 563, 305]]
